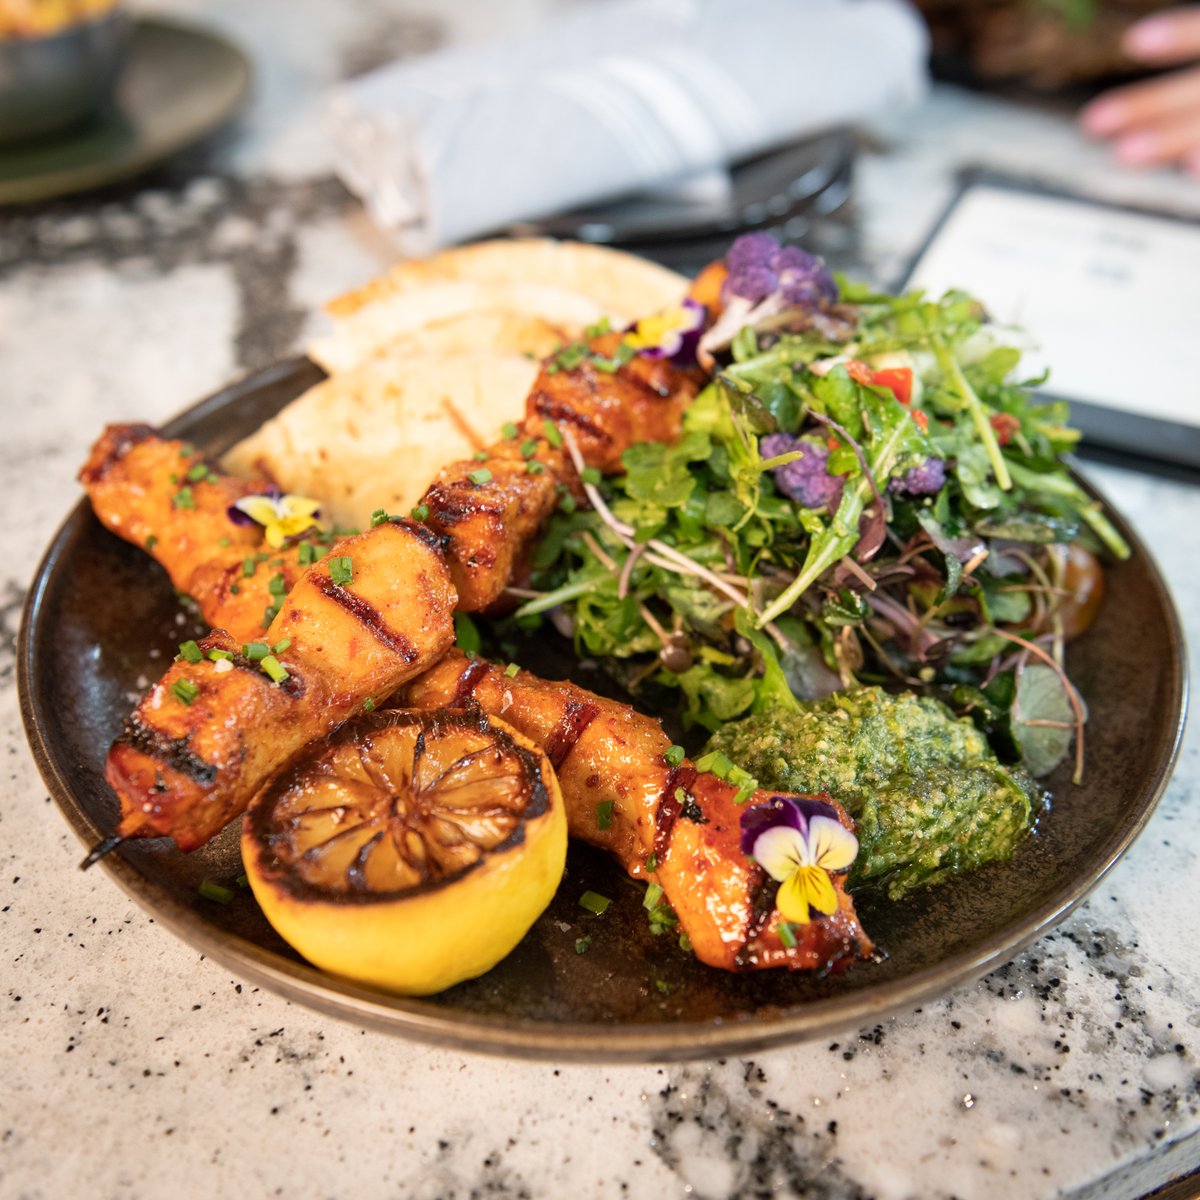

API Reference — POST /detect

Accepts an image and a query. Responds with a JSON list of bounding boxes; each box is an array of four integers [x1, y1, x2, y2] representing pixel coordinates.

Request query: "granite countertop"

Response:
[[3, 3, 1198, 1197]]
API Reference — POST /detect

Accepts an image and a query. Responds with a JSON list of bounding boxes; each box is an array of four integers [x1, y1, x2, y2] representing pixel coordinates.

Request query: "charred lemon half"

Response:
[[241, 707, 566, 995]]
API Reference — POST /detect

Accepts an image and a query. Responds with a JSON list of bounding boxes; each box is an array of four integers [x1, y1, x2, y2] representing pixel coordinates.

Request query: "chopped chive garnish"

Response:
[[230, 584, 240, 595], [520, 438, 538, 459], [207, 648, 233, 661], [468, 468, 493, 486], [674, 787, 688, 803], [581, 466, 602, 486], [272, 638, 291, 653], [185, 463, 209, 483], [504, 662, 520, 678], [663, 744, 685, 767], [578, 891, 611, 916], [179, 443, 195, 458], [362, 697, 376, 712], [173, 487, 195, 510], [171, 678, 200, 706], [218, 536, 231, 548], [595, 800, 613, 831], [643, 883, 664, 911], [145, 534, 158, 551], [243, 641, 269, 660], [559, 491, 577, 514], [542, 419, 563, 448], [584, 317, 612, 338], [168, 473, 179, 485], [298, 542, 318, 565], [644, 853, 658, 872], [526, 461, 546, 475], [268, 572, 287, 597], [371, 508, 390, 527], [235, 873, 249, 889], [655, 979, 672, 995], [678, 932, 693, 953], [198, 880, 233, 904], [329, 556, 353, 586], [411, 502, 430, 521], [178, 640, 203, 664], [574, 935, 592, 955], [501, 421, 519, 439], [778, 923, 798, 949], [242, 556, 256, 578], [261, 605, 278, 629], [473, 450, 489, 462], [260, 655, 288, 684]]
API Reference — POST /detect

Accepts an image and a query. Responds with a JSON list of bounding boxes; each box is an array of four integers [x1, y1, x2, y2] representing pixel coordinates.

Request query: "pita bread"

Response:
[[310, 239, 689, 374], [221, 349, 541, 531], [224, 241, 689, 527], [324, 238, 689, 321], [308, 280, 613, 375]]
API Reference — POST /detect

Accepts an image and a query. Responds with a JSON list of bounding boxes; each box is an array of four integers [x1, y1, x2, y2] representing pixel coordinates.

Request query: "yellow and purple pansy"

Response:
[[739, 795, 858, 925], [228, 489, 321, 548], [624, 298, 706, 365]]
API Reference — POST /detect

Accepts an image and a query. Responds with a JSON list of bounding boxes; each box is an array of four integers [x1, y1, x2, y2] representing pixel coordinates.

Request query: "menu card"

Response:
[[900, 179, 1200, 469]]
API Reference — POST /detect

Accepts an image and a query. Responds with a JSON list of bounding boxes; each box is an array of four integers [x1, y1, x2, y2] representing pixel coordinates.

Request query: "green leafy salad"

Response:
[[489, 233, 1130, 899]]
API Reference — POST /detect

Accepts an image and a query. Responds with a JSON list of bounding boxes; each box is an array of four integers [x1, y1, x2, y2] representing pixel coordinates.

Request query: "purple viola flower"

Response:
[[722, 233, 837, 309], [624, 297, 706, 365], [760, 432, 844, 511], [739, 794, 858, 925], [890, 457, 947, 498]]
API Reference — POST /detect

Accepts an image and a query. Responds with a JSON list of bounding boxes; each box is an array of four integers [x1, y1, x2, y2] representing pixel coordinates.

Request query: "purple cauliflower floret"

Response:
[[761, 432, 844, 511], [891, 457, 947, 497], [774, 244, 839, 307], [723, 233, 837, 308]]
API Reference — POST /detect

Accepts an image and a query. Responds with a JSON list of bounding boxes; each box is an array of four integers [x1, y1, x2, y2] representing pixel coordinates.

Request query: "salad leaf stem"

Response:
[[929, 332, 1012, 492], [512, 576, 606, 617], [1005, 460, 1130, 560]]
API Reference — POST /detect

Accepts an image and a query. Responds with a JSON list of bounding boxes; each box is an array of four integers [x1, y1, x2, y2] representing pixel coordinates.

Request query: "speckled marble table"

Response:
[[3, 4, 1198, 1198]]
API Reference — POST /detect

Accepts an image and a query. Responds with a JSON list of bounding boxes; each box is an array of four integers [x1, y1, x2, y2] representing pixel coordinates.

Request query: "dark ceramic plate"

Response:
[[19, 358, 1188, 1062], [0, 18, 249, 205]]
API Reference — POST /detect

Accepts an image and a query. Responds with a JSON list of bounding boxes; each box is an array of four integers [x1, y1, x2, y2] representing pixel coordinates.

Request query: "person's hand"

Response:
[[1080, 7, 1200, 174]]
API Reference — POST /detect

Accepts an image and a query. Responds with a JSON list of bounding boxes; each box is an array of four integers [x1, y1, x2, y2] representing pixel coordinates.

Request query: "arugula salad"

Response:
[[484, 234, 1130, 899]]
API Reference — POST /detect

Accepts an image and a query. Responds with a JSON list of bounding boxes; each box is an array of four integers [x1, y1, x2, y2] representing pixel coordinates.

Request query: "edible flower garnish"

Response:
[[890, 456, 947, 497], [228, 490, 321, 548], [739, 796, 858, 924], [624, 298, 706, 366]]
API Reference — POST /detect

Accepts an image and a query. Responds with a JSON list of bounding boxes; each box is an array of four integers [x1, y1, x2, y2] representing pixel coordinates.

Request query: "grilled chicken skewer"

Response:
[[105, 519, 456, 850], [84, 335, 703, 851], [402, 652, 872, 973]]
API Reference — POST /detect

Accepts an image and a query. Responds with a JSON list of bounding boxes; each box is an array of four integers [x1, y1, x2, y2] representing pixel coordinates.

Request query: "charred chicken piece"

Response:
[[402, 652, 873, 974], [105, 519, 456, 851]]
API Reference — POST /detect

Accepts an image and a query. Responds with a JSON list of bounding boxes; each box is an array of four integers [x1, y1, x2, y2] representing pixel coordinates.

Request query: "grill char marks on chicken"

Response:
[[80, 425, 316, 643], [418, 332, 704, 612], [403, 652, 873, 974], [106, 520, 457, 851]]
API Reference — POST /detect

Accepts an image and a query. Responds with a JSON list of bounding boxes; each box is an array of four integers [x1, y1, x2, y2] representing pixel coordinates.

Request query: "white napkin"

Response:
[[330, 0, 929, 255]]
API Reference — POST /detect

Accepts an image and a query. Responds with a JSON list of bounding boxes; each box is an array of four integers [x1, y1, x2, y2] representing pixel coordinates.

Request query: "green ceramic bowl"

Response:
[[0, 8, 131, 145]]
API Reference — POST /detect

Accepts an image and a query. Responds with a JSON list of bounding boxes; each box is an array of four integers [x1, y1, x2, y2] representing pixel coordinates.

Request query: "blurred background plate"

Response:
[[0, 16, 250, 205]]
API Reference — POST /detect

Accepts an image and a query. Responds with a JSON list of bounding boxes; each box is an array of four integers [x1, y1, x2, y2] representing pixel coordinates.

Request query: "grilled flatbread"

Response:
[[221, 349, 541, 531], [310, 239, 688, 374]]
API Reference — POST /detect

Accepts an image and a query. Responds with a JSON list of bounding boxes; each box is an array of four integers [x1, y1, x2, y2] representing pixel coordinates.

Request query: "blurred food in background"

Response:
[[0, 0, 128, 143], [912, 0, 1173, 89], [0, 0, 120, 39]]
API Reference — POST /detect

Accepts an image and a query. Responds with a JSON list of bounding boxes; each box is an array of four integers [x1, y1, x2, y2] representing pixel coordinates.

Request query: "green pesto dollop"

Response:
[[704, 687, 1038, 901]]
